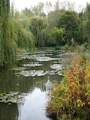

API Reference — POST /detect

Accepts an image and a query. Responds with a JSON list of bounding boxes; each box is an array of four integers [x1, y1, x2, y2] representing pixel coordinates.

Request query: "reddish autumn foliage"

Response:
[[48, 55, 90, 119]]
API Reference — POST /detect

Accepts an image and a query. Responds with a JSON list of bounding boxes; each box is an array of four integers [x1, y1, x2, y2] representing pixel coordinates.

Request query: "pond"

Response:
[[0, 49, 72, 120]]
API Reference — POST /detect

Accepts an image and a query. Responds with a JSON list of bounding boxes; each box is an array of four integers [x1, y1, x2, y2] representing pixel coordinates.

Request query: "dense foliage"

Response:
[[0, 0, 35, 67], [0, 0, 16, 67], [21, 3, 90, 47], [0, 1, 90, 67], [48, 55, 90, 120]]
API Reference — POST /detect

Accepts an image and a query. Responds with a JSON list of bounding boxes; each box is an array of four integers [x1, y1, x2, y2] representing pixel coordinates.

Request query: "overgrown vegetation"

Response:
[[47, 54, 90, 120]]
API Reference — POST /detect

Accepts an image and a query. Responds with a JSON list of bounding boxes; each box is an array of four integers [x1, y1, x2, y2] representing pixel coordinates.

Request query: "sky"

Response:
[[11, 0, 90, 12]]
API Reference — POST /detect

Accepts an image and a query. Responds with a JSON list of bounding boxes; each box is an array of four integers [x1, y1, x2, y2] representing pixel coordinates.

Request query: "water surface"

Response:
[[0, 49, 70, 120]]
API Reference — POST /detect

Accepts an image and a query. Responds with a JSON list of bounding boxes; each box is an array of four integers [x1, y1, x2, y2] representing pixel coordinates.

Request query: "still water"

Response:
[[0, 49, 71, 120]]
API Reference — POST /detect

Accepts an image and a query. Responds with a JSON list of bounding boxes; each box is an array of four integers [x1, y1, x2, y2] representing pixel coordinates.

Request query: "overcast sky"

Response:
[[11, 0, 90, 12]]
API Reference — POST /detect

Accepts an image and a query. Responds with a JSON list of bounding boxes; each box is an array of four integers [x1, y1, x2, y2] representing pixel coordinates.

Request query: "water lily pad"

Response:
[[47, 70, 56, 75], [18, 70, 47, 77], [23, 63, 42, 67], [36, 57, 52, 62], [57, 71, 64, 76], [12, 67, 26, 71], [50, 64, 63, 71], [0, 92, 19, 104]]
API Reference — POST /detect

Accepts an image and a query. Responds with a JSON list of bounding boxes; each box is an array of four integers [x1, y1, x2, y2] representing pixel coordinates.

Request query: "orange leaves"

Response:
[[65, 55, 88, 103], [67, 70, 74, 82], [48, 55, 90, 119], [85, 64, 90, 81], [67, 64, 79, 88]]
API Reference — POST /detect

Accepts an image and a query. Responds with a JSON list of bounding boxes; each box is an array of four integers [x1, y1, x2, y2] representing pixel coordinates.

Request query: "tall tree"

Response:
[[0, 0, 10, 17], [57, 11, 80, 44], [30, 16, 47, 47], [0, 0, 16, 67]]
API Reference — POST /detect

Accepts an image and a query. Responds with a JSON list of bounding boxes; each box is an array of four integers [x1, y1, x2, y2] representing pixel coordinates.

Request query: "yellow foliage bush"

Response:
[[48, 54, 90, 119]]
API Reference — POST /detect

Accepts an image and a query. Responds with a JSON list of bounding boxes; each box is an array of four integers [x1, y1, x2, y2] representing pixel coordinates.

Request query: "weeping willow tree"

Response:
[[15, 18, 35, 51], [0, 0, 16, 67], [16, 25, 35, 51]]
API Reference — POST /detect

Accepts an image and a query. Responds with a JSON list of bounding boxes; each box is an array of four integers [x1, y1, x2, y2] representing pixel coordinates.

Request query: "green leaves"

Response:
[[0, 1, 35, 67], [30, 16, 47, 47], [48, 55, 90, 119], [0, 0, 16, 67]]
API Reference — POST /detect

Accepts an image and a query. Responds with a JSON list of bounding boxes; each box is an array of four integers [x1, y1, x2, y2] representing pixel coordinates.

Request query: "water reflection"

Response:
[[0, 103, 18, 120], [0, 49, 67, 120], [18, 88, 50, 120]]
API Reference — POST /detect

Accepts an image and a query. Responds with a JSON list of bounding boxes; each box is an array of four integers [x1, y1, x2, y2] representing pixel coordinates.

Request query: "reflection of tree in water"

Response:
[[0, 103, 18, 120]]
